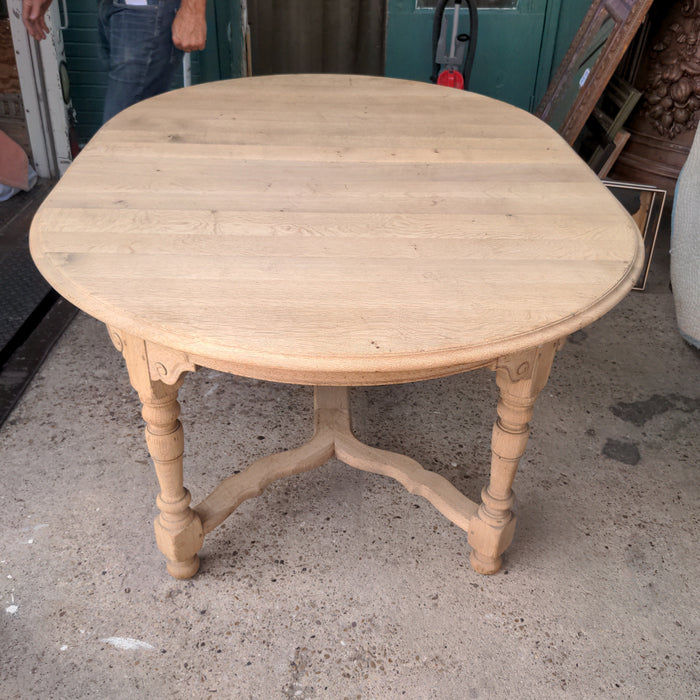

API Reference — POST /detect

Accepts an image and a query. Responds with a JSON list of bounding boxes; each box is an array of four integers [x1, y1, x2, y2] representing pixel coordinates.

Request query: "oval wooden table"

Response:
[[30, 75, 644, 579]]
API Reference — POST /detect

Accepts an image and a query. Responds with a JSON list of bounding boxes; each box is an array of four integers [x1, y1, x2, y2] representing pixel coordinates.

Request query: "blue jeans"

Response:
[[98, 0, 182, 123]]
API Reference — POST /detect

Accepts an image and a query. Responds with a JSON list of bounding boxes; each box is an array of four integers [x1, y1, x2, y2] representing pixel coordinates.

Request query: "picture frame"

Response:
[[535, 0, 655, 145], [581, 74, 641, 174], [597, 128, 631, 178], [602, 179, 666, 291]]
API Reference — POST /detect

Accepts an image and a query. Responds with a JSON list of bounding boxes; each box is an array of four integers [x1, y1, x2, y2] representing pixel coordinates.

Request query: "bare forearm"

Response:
[[172, 0, 207, 52], [22, 0, 54, 41]]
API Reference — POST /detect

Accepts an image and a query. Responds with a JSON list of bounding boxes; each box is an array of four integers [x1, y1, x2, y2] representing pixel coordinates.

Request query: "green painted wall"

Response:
[[64, 0, 592, 141], [386, 0, 548, 111], [61, 1, 105, 142], [549, 0, 593, 80], [385, 0, 592, 112]]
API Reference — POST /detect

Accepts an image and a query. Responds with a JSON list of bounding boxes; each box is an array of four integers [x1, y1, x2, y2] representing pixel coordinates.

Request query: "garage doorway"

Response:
[[246, 0, 387, 76]]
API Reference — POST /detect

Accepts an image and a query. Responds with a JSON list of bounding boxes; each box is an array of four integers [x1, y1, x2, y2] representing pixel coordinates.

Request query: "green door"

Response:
[[385, 0, 586, 112]]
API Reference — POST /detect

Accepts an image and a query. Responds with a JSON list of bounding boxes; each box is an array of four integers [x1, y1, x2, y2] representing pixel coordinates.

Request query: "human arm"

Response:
[[171, 0, 207, 52], [22, 0, 54, 41]]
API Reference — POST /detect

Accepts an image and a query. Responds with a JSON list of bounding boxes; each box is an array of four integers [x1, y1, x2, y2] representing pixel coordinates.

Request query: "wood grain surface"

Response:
[[30, 75, 644, 385]]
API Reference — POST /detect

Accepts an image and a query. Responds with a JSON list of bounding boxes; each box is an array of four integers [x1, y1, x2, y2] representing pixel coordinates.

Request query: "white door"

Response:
[[7, 0, 73, 178]]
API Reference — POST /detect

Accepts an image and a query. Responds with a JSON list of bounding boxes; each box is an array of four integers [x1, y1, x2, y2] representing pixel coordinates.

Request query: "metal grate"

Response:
[[0, 248, 51, 356]]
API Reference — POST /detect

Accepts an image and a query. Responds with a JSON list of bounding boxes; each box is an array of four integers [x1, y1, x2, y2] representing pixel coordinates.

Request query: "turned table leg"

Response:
[[468, 342, 558, 574], [116, 331, 203, 579]]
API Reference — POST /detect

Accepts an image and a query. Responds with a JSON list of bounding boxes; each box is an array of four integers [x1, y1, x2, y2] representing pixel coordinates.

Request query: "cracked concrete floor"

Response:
[[1, 223, 698, 699]]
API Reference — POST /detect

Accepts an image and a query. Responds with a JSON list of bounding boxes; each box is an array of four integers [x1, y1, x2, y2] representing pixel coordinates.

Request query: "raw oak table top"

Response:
[[30, 75, 644, 578]]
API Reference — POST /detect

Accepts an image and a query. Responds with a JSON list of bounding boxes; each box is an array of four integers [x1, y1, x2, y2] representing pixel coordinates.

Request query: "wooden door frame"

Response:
[[7, 0, 72, 178]]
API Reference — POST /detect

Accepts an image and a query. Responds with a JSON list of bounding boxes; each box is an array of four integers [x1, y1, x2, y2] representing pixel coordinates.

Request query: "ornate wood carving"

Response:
[[643, 0, 700, 138], [106, 325, 123, 353], [107, 327, 196, 385], [144, 341, 197, 385], [611, 1, 700, 190]]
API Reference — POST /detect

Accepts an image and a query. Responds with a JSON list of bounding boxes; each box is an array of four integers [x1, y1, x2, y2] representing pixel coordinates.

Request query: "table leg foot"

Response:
[[467, 487, 517, 574], [468, 343, 557, 574], [469, 551, 502, 575], [155, 489, 204, 579], [142, 387, 204, 578], [165, 555, 200, 580]]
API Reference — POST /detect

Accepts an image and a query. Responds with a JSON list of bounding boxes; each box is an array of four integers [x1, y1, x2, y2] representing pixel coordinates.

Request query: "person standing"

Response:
[[21, 0, 207, 122]]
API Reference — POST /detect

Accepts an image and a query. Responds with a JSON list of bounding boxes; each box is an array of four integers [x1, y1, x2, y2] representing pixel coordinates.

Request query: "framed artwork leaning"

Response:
[[602, 179, 667, 291]]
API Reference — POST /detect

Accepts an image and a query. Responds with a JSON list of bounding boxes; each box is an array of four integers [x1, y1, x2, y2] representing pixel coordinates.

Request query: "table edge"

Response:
[[33, 231, 644, 386]]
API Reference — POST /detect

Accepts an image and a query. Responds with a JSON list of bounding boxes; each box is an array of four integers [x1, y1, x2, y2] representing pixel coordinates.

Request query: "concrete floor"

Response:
[[1, 222, 698, 699]]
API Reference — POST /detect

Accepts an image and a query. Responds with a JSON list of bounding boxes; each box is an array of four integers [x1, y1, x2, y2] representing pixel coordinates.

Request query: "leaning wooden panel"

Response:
[[536, 0, 655, 145]]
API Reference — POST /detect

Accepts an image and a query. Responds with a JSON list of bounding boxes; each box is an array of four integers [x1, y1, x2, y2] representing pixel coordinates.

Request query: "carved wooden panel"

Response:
[[643, 0, 700, 138], [611, 0, 700, 191]]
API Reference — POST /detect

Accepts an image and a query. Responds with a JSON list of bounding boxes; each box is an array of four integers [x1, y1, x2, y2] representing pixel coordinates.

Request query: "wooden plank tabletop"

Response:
[[30, 75, 644, 385]]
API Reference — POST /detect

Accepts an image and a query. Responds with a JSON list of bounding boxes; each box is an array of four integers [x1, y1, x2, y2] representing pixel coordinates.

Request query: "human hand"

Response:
[[172, 0, 207, 52], [22, 0, 54, 41]]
